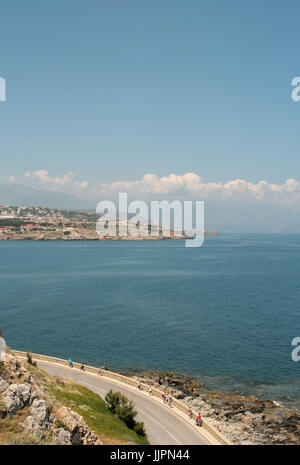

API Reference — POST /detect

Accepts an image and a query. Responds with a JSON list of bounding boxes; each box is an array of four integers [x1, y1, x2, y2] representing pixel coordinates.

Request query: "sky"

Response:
[[1, 1, 300, 230]]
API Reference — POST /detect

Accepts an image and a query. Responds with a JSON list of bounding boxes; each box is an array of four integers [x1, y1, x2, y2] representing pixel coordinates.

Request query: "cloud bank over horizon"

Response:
[[1, 170, 300, 233], [2, 170, 300, 207]]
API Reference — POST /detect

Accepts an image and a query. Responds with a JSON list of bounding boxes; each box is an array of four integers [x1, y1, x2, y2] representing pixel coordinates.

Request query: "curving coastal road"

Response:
[[36, 360, 208, 445]]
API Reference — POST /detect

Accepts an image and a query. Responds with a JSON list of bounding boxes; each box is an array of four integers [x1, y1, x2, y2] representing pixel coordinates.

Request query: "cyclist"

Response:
[[196, 413, 202, 427]]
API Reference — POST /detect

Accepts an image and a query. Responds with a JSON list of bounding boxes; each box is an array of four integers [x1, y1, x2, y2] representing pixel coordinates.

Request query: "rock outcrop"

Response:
[[30, 399, 50, 425], [2, 383, 36, 415], [55, 407, 102, 445], [52, 427, 72, 445], [0, 354, 103, 445], [21, 416, 44, 439]]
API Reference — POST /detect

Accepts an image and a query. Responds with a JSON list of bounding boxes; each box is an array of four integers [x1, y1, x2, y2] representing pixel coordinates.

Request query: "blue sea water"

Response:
[[1, 234, 300, 405]]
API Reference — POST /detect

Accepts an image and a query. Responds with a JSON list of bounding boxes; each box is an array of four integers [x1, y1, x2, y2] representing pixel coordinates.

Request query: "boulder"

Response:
[[2, 384, 25, 415], [53, 427, 72, 445], [83, 429, 103, 445], [30, 399, 49, 425], [56, 407, 85, 434], [55, 407, 102, 445], [0, 377, 9, 393], [21, 415, 44, 439], [18, 384, 33, 405]]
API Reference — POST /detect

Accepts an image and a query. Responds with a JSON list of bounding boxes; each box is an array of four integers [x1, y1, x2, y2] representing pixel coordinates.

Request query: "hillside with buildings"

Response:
[[0, 205, 216, 241], [0, 205, 99, 241]]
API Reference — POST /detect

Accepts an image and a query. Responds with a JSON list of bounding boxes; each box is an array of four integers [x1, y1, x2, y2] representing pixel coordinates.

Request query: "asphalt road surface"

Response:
[[37, 360, 208, 445]]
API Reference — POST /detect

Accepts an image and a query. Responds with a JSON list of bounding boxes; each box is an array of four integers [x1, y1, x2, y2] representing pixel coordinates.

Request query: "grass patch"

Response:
[[50, 383, 149, 445], [24, 364, 149, 445]]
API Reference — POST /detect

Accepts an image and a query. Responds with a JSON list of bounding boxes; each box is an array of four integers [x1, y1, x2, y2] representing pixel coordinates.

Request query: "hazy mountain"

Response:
[[0, 184, 94, 210], [204, 200, 300, 233], [1, 183, 300, 232]]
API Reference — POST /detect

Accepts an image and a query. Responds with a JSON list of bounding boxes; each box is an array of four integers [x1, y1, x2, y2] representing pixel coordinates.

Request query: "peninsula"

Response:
[[0, 205, 219, 241]]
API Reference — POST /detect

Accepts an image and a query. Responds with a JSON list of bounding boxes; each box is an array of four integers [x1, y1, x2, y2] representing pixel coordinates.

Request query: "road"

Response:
[[36, 360, 208, 445]]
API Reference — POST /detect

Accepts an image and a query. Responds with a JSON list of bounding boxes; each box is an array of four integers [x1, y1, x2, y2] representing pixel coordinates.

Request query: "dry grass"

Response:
[[0, 407, 54, 445]]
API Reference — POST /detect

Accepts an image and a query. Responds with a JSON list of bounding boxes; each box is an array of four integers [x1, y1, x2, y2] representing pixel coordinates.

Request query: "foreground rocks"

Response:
[[2, 383, 37, 415], [0, 354, 103, 445], [55, 407, 102, 445], [136, 370, 300, 445]]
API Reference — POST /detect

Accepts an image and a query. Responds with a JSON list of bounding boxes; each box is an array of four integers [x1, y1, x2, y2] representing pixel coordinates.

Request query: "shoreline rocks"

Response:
[[134, 370, 300, 445]]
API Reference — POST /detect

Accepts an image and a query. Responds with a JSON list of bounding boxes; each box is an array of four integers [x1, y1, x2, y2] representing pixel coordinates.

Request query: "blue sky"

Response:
[[0, 0, 300, 229]]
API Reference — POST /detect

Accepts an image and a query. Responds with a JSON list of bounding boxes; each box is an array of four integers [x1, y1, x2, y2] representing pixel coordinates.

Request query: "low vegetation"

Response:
[[26, 351, 37, 367], [23, 363, 149, 445], [105, 390, 146, 437], [0, 408, 55, 445], [0, 354, 149, 445]]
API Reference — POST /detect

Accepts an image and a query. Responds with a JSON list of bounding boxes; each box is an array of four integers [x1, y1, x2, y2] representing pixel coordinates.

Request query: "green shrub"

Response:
[[105, 390, 144, 433], [105, 390, 122, 415], [133, 421, 146, 437], [26, 351, 36, 366], [52, 383, 148, 445]]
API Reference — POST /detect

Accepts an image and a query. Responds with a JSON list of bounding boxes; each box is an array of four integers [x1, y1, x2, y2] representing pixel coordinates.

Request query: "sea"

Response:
[[1, 234, 300, 408]]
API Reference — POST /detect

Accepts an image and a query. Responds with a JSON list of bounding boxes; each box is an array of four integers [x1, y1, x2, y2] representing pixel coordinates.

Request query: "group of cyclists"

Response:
[[68, 358, 203, 427], [160, 388, 202, 427], [162, 391, 173, 408], [68, 359, 86, 371], [68, 358, 102, 375]]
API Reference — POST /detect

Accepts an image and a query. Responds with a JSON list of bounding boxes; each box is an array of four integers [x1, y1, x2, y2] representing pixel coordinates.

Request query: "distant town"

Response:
[[0, 205, 219, 241], [0, 205, 100, 240]]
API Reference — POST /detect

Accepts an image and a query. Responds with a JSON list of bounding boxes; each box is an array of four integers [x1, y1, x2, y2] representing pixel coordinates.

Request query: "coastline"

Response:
[[0, 232, 219, 241], [9, 349, 300, 444], [125, 369, 300, 445]]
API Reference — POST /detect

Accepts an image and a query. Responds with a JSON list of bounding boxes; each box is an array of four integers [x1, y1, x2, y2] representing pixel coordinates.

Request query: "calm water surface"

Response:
[[1, 234, 300, 405]]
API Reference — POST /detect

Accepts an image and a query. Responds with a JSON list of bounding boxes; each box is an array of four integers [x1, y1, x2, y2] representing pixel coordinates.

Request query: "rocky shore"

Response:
[[131, 370, 300, 445], [0, 232, 219, 241]]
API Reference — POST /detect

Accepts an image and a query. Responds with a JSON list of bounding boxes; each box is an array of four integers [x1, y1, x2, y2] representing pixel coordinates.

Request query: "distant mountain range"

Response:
[[0, 184, 94, 210], [1, 183, 300, 232]]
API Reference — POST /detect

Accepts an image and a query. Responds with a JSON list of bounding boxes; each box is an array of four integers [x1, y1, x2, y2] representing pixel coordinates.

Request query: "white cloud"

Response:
[[21, 169, 89, 195], [98, 173, 300, 205], [2, 170, 300, 206]]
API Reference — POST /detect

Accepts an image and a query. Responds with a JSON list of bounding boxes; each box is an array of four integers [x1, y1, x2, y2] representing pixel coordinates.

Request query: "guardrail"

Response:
[[11, 349, 231, 445]]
